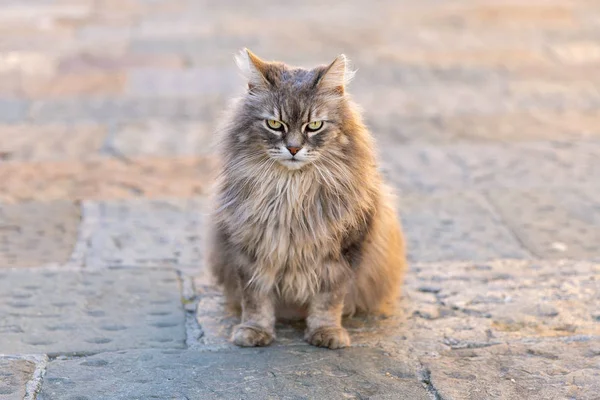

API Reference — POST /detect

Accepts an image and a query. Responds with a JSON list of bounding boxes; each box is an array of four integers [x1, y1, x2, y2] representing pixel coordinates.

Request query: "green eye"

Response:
[[306, 121, 323, 132], [266, 119, 284, 131]]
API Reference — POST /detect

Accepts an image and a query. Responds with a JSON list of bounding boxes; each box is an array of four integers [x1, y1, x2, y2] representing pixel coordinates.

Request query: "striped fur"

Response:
[[208, 50, 406, 348]]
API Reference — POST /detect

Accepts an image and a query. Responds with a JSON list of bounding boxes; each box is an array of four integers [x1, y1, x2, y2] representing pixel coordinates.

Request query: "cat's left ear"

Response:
[[315, 54, 356, 94], [235, 48, 272, 92]]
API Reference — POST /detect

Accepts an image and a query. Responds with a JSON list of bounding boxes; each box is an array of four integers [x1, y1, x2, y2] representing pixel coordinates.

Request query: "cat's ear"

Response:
[[235, 48, 271, 91], [315, 54, 355, 93]]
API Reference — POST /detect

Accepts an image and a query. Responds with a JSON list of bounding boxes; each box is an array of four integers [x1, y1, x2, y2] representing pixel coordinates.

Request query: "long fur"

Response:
[[208, 50, 406, 322]]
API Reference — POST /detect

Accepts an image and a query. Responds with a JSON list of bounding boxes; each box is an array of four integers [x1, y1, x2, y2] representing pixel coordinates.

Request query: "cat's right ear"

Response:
[[235, 48, 271, 92]]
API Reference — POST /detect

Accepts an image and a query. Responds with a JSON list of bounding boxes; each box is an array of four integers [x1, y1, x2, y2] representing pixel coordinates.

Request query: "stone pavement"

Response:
[[0, 0, 599, 398]]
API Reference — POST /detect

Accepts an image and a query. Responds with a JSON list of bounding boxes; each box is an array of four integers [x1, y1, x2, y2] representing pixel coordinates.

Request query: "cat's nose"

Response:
[[286, 146, 302, 156]]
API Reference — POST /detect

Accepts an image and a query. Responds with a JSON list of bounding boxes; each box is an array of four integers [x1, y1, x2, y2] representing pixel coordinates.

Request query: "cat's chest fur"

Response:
[[220, 169, 357, 300]]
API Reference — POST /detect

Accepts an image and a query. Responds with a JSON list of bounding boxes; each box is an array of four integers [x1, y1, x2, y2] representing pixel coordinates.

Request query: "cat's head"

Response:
[[231, 49, 356, 171]]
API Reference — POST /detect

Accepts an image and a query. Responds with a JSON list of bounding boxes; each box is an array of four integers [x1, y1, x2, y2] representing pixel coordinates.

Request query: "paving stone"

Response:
[[0, 200, 80, 268], [0, 155, 217, 202], [79, 198, 207, 272], [39, 346, 430, 400], [29, 97, 224, 123], [381, 140, 600, 192], [487, 188, 600, 259], [0, 124, 106, 161], [549, 41, 600, 64], [409, 260, 600, 344], [0, 268, 185, 355], [369, 111, 600, 144], [0, 73, 22, 97], [57, 53, 185, 74], [0, 100, 28, 124], [397, 191, 531, 262], [126, 67, 239, 97], [108, 120, 214, 157], [422, 339, 600, 400], [22, 72, 126, 98], [197, 259, 599, 362], [0, 358, 35, 400]]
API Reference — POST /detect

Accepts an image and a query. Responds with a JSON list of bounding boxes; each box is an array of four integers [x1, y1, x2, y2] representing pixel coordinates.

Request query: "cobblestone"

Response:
[[0, 268, 185, 355]]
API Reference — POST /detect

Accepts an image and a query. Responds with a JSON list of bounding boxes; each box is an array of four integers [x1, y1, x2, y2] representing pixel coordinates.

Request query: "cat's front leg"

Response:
[[231, 278, 276, 347], [305, 286, 350, 349]]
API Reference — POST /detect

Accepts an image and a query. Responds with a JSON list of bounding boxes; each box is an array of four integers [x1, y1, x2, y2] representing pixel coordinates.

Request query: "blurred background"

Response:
[[1, 0, 598, 265], [0, 0, 599, 398]]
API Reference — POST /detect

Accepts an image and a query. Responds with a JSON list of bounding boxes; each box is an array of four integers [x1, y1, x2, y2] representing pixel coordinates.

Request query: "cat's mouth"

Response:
[[279, 158, 307, 170]]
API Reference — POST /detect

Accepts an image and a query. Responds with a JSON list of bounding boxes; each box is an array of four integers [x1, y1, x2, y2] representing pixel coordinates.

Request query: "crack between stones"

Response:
[[418, 366, 443, 400], [22, 354, 48, 400], [176, 270, 204, 350], [481, 191, 541, 259]]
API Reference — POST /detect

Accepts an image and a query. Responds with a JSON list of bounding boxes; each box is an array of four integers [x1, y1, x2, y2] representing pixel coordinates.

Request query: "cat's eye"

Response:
[[266, 119, 284, 131], [306, 121, 323, 132]]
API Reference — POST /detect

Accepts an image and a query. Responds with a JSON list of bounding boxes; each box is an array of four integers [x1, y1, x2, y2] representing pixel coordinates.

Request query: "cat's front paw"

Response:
[[231, 324, 275, 347], [305, 326, 350, 349]]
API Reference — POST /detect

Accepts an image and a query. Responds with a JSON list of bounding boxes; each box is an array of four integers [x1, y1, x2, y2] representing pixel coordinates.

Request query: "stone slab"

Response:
[[0, 124, 106, 162], [369, 112, 600, 145], [0, 201, 80, 268], [0, 268, 185, 355], [198, 260, 600, 351], [381, 140, 600, 192], [422, 339, 600, 400], [409, 260, 600, 345], [28, 98, 223, 123], [108, 120, 214, 157], [487, 188, 600, 260], [0, 100, 28, 124], [397, 191, 531, 262], [38, 347, 430, 400], [80, 198, 207, 272], [125, 67, 239, 97], [0, 358, 35, 400], [22, 72, 126, 98], [0, 156, 217, 203]]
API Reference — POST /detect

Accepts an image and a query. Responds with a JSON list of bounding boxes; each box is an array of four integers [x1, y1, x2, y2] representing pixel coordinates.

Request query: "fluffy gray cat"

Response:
[[209, 49, 406, 349]]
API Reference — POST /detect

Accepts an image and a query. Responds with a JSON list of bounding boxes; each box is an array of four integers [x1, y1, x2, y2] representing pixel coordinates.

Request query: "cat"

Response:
[[208, 49, 406, 349]]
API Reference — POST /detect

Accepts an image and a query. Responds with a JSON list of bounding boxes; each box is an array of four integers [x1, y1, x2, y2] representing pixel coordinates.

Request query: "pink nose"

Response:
[[286, 146, 301, 156]]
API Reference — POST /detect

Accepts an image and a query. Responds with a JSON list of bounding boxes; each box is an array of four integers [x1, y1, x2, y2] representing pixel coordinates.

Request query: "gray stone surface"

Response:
[[487, 188, 600, 259], [397, 191, 531, 262], [197, 260, 600, 351], [368, 112, 600, 144], [28, 98, 224, 123], [407, 260, 600, 346], [79, 198, 207, 272], [126, 67, 239, 97], [381, 140, 600, 192], [0, 268, 185, 355], [108, 121, 215, 157], [422, 339, 600, 400], [0, 200, 81, 268], [0, 100, 28, 124], [39, 346, 430, 400], [0, 358, 35, 400]]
